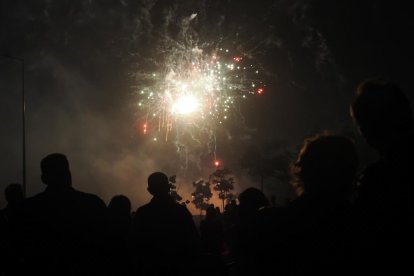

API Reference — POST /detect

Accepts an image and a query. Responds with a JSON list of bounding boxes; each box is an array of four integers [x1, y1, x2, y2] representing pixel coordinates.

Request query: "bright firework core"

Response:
[[137, 45, 265, 145], [172, 95, 199, 115]]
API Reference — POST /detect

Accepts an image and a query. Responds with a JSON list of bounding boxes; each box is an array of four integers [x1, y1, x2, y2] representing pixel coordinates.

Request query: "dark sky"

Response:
[[1, 0, 412, 210]]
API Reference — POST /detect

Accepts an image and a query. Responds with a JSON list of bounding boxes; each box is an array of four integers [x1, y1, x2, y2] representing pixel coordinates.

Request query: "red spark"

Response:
[[257, 87, 264, 95], [233, 56, 242, 62]]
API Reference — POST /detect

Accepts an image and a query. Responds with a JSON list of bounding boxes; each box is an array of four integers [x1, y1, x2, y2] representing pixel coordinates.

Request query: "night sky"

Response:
[[1, 0, 412, 211]]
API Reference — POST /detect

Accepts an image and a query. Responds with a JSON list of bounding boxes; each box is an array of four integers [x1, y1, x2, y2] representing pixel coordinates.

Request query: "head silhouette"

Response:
[[108, 195, 131, 215], [41, 153, 72, 187], [5, 183, 24, 205], [205, 204, 218, 221], [238, 187, 269, 211], [147, 172, 170, 197], [237, 187, 269, 225], [292, 134, 358, 198], [351, 78, 414, 154]]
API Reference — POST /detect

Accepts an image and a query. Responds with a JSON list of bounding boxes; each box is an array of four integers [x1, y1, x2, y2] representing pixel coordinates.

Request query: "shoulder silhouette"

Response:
[[1, 183, 25, 275], [351, 78, 414, 274], [19, 153, 107, 275], [200, 204, 224, 255], [2, 183, 24, 220], [258, 134, 358, 276], [132, 171, 200, 275], [106, 194, 133, 275], [234, 187, 269, 276]]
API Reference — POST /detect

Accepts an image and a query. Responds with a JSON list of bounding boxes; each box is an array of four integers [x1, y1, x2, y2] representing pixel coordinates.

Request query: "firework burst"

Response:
[[135, 40, 265, 166]]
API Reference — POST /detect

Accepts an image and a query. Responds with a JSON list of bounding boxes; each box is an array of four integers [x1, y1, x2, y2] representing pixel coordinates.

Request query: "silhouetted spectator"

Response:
[[350, 78, 414, 273], [106, 195, 133, 275], [198, 205, 228, 276], [200, 205, 224, 255], [1, 183, 24, 230], [4, 183, 24, 212], [224, 199, 237, 215], [18, 153, 107, 275], [258, 134, 358, 276], [1, 183, 24, 275], [215, 206, 221, 215], [234, 187, 269, 276], [237, 188, 269, 225], [108, 194, 132, 235], [220, 199, 238, 266], [132, 172, 200, 276]]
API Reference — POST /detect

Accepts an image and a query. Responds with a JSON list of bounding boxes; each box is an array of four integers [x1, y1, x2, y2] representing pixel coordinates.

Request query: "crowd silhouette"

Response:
[[1, 77, 413, 275]]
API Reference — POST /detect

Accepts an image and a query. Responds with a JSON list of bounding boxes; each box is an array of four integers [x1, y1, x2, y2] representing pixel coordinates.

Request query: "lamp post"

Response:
[[1, 54, 26, 197]]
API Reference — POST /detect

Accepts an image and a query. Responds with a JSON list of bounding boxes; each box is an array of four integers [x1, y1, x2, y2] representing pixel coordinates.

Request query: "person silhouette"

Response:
[[3, 183, 24, 213], [200, 204, 224, 255], [19, 153, 107, 275], [257, 134, 358, 276], [132, 172, 200, 276], [106, 195, 133, 275], [234, 187, 270, 276], [215, 206, 221, 215], [107, 194, 132, 232], [350, 78, 414, 273], [1, 183, 24, 225], [198, 205, 229, 276], [1, 183, 24, 275]]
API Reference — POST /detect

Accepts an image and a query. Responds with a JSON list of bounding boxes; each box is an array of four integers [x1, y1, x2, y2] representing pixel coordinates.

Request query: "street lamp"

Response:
[[1, 54, 26, 197]]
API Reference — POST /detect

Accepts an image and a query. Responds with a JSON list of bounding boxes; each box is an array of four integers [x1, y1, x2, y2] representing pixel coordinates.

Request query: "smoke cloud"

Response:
[[1, 0, 357, 210]]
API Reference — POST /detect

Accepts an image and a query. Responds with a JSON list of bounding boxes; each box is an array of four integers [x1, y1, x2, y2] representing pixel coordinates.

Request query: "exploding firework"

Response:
[[134, 15, 265, 166], [137, 46, 264, 136]]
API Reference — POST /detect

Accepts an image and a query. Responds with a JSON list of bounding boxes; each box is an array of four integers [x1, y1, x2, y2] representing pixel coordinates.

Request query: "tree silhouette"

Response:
[[191, 179, 213, 216], [225, 192, 238, 203], [168, 175, 183, 203], [209, 168, 235, 211]]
